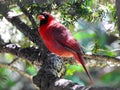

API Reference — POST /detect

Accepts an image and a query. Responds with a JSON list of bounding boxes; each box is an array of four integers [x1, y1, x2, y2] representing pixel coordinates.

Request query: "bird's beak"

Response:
[[38, 15, 45, 20]]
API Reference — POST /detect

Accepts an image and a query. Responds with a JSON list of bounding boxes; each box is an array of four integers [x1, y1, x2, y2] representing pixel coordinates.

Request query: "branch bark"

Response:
[[0, 41, 120, 66], [0, 42, 40, 63], [16, 0, 37, 29], [0, 41, 119, 90], [33, 53, 119, 90], [0, 1, 44, 48]]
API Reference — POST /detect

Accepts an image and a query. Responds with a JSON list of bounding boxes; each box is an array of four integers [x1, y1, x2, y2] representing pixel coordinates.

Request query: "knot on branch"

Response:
[[33, 53, 66, 90]]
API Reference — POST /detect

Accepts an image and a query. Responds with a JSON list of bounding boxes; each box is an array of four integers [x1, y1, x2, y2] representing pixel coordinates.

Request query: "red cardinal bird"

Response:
[[38, 12, 94, 84]]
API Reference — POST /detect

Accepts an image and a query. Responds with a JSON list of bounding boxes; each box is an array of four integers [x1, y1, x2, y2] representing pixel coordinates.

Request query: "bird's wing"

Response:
[[50, 23, 83, 54]]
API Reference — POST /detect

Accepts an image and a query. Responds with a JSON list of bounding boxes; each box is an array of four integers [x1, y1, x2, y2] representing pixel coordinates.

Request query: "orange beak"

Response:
[[38, 15, 45, 20]]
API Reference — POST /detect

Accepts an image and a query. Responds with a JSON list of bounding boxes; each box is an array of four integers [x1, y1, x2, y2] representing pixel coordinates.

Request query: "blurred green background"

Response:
[[0, 0, 120, 90]]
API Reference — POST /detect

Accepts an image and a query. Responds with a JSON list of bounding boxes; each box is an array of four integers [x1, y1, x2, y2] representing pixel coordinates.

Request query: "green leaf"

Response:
[[26, 64, 37, 75], [101, 69, 120, 86], [74, 31, 95, 40], [0, 68, 8, 89], [4, 53, 14, 61], [66, 64, 84, 76]]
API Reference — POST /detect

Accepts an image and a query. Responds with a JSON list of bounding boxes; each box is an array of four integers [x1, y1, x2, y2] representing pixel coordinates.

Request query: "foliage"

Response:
[[101, 68, 120, 87], [0, 0, 119, 89], [0, 68, 8, 89], [66, 64, 84, 76]]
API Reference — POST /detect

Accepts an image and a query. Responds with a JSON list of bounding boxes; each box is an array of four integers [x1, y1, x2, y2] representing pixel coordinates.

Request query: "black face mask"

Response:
[[40, 13, 49, 26]]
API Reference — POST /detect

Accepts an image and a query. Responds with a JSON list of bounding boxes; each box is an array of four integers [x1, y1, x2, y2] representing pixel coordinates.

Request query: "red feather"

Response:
[[38, 12, 94, 84]]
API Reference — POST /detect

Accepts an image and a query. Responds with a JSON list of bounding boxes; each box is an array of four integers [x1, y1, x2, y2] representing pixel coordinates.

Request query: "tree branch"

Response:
[[0, 41, 119, 89], [0, 40, 119, 90], [16, 0, 37, 29], [7, 16, 42, 47], [63, 54, 120, 66], [0, 37, 120, 66], [0, 62, 39, 90], [33, 53, 119, 90], [0, 63, 32, 81], [0, 41, 40, 63], [0, 1, 45, 48], [85, 54, 120, 65]]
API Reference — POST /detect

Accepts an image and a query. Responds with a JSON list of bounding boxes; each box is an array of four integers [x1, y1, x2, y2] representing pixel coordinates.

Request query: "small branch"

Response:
[[63, 54, 120, 66], [84, 54, 120, 65], [0, 42, 40, 63], [0, 63, 32, 80], [16, 0, 37, 29], [0, 63, 39, 90], [8, 57, 19, 66]]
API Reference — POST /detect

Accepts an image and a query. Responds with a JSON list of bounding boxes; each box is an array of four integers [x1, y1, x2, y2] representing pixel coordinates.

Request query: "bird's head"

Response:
[[38, 12, 54, 26]]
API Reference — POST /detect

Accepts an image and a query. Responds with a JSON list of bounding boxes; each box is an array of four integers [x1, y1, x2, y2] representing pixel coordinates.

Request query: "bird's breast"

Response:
[[40, 29, 73, 57]]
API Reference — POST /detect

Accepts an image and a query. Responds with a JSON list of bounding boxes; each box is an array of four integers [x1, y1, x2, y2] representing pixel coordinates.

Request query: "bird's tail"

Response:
[[73, 53, 94, 84]]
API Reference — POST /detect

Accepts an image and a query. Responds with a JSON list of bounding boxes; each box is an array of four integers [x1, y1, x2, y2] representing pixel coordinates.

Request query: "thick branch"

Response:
[[47, 79, 119, 90], [33, 53, 119, 90], [0, 41, 119, 90], [0, 41, 120, 66], [0, 42, 40, 62], [0, 1, 45, 48], [1, 42, 119, 90], [7, 16, 43, 47]]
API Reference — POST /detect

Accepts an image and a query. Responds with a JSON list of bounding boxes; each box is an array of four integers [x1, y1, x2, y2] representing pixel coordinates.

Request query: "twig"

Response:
[[0, 63, 39, 90], [16, 0, 37, 29], [63, 54, 120, 67], [0, 63, 32, 80], [84, 54, 120, 65], [8, 57, 19, 66], [0, 42, 40, 63]]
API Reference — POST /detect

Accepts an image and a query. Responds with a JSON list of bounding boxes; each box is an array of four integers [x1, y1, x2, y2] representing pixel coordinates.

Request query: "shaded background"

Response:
[[0, 0, 120, 90]]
